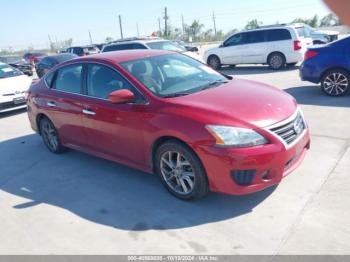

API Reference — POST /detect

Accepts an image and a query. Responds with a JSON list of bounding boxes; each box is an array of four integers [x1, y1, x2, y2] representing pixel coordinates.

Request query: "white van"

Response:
[[204, 25, 313, 70]]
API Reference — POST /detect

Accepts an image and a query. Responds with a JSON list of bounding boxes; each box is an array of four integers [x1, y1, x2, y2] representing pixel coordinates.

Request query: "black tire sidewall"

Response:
[[155, 141, 209, 200], [208, 55, 221, 70], [321, 69, 350, 97]]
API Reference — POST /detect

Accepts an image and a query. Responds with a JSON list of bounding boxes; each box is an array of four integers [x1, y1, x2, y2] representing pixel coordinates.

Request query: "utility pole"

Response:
[[163, 7, 169, 37], [158, 18, 162, 34], [136, 23, 140, 37], [88, 30, 93, 44], [212, 12, 217, 36], [119, 15, 124, 39], [181, 15, 185, 36]]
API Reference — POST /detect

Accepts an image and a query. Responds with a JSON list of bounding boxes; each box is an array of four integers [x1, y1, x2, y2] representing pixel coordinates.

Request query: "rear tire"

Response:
[[321, 69, 350, 97], [207, 55, 222, 70], [268, 53, 286, 70], [155, 141, 209, 200], [39, 117, 66, 154]]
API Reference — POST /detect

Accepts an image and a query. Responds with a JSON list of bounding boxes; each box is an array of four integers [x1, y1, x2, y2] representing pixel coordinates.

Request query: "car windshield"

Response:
[[0, 56, 22, 64], [121, 53, 228, 97], [0, 64, 23, 79], [147, 41, 187, 52], [295, 26, 311, 38]]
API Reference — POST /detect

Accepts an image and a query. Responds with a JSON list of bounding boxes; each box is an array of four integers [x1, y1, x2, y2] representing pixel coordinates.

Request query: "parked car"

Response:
[[102, 38, 204, 62], [292, 23, 339, 45], [300, 36, 350, 96], [204, 24, 313, 70], [66, 46, 100, 56], [0, 62, 32, 113], [27, 50, 310, 200], [35, 53, 78, 78], [0, 56, 34, 76], [173, 40, 199, 52], [23, 52, 47, 64]]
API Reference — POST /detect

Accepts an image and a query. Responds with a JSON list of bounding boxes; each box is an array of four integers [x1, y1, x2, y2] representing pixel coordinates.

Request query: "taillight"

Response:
[[294, 40, 302, 51], [304, 50, 319, 60]]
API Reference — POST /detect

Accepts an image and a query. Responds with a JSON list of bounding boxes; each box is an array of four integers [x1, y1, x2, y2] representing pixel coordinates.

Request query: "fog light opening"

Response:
[[262, 170, 270, 181]]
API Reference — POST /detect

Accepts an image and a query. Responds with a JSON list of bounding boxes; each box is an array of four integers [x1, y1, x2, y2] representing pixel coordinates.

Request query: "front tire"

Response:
[[155, 141, 209, 200], [268, 53, 286, 70], [321, 69, 350, 96], [39, 117, 66, 154], [207, 55, 221, 70]]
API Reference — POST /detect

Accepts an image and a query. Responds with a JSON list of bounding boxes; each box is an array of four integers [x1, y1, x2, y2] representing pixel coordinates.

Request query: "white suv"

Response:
[[204, 25, 312, 70], [102, 38, 204, 63]]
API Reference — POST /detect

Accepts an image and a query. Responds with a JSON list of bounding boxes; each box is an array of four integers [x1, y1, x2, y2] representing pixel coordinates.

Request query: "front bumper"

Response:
[[0, 95, 27, 113], [196, 129, 310, 195]]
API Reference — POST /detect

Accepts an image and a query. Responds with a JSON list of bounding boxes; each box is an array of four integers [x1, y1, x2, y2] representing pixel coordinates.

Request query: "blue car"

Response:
[[300, 36, 350, 96]]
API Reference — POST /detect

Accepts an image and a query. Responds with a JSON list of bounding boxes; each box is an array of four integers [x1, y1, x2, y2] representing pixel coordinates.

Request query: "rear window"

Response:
[[267, 29, 292, 41], [295, 27, 311, 38]]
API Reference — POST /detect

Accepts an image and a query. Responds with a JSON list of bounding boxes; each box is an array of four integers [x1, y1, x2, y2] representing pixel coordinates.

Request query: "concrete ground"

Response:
[[0, 65, 349, 255]]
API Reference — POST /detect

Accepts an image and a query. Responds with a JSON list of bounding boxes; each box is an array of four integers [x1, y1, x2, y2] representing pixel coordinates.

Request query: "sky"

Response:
[[0, 0, 331, 50]]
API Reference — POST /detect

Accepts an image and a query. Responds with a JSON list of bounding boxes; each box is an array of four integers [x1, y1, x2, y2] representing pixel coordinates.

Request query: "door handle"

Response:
[[82, 109, 96, 116], [47, 101, 57, 107]]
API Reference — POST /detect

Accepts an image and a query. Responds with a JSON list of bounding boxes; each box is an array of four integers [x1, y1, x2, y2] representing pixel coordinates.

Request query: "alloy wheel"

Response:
[[160, 151, 195, 195], [323, 72, 349, 96], [41, 120, 59, 151]]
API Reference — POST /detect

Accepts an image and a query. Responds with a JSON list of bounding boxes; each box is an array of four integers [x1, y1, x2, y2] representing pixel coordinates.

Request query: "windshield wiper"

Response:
[[200, 79, 229, 91], [162, 92, 191, 98]]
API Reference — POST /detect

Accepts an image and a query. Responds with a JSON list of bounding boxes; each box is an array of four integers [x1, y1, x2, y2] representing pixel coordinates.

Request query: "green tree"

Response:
[[292, 14, 319, 27], [185, 20, 204, 41], [320, 13, 341, 27], [245, 19, 262, 30]]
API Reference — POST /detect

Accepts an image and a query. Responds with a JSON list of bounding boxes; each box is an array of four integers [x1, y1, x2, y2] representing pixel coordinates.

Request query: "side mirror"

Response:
[[108, 89, 135, 104]]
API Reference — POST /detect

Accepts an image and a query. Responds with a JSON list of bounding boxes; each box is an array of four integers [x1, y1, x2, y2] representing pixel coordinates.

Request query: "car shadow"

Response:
[[0, 134, 276, 231], [285, 85, 350, 108], [219, 65, 299, 76], [0, 108, 27, 119]]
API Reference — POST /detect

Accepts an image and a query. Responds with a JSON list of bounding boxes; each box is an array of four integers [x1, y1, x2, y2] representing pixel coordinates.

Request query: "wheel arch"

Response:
[[207, 54, 221, 64], [150, 136, 201, 172], [36, 113, 51, 135], [320, 67, 350, 83]]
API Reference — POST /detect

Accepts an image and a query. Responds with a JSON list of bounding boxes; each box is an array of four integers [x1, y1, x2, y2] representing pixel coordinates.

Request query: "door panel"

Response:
[[41, 63, 87, 148], [81, 98, 148, 166], [81, 63, 149, 166]]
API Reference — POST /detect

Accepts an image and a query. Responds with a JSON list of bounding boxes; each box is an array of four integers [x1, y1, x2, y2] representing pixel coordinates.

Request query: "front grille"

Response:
[[231, 170, 256, 186], [269, 112, 305, 145]]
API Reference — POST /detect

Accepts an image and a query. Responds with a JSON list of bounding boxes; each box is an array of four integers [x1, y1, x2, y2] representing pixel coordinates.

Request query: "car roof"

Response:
[[105, 39, 168, 47], [67, 49, 173, 64]]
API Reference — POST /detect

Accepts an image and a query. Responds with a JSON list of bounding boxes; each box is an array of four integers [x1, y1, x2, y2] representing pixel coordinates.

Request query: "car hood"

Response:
[[0, 75, 32, 95], [166, 78, 297, 128]]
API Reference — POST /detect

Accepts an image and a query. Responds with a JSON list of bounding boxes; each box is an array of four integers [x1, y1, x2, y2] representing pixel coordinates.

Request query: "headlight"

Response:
[[206, 125, 268, 148]]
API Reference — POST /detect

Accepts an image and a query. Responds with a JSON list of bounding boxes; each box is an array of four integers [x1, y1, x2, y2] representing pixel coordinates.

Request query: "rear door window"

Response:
[[267, 29, 292, 41], [53, 64, 83, 94], [244, 31, 266, 44]]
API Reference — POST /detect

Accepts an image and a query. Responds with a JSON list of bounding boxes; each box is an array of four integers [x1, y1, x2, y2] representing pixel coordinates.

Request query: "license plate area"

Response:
[[13, 96, 25, 104]]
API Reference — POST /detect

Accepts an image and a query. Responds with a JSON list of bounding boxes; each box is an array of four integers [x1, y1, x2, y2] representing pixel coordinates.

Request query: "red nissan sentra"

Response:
[[26, 50, 310, 200]]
